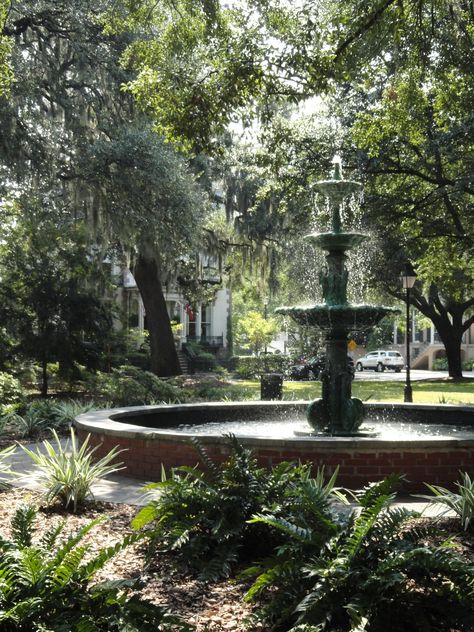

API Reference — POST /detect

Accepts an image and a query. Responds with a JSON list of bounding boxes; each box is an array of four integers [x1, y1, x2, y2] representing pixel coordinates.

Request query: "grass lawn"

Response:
[[234, 378, 474, 405]]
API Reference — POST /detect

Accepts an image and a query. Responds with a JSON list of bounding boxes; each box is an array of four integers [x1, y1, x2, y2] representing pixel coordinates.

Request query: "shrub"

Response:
[[432, 357, 448, 370], [132, 436, 321, 581], [244, 476, 474, 631], [21, 428, 124, 511], [232, 354, 290, 378], [0, 371, 25, 406], [183, 342, 217, 371], [85, 365, 183, 406], [463, 358, 474, 371], [0, 503, 191, 631], [423, 471, 474, 531]]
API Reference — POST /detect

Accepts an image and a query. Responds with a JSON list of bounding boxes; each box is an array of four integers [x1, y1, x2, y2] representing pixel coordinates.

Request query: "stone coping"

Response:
[[74, 401, 474, 450]]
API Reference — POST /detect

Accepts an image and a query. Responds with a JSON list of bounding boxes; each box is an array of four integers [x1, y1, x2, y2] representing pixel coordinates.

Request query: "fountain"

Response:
[[74, 159, 474, 491], [276, 156, 400, 435]]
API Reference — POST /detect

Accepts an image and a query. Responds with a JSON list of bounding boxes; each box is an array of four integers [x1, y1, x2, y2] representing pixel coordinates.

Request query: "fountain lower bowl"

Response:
[[75, 401, 474, 492]]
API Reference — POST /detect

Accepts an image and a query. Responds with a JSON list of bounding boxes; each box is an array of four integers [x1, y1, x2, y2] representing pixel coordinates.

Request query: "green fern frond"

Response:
[[39, 520, 67, 552], [10, 503, 37, 549], [352, 474, 406, 508], [189, 436, 219, 478], [249, 514, 314, 543]]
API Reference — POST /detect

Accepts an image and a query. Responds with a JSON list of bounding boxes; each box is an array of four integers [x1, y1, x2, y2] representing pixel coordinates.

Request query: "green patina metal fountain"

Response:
[[277, 157, 400, 435]]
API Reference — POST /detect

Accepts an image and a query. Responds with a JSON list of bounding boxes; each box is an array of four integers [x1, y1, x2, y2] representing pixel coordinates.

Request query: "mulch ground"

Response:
[[1, 487, 473, 631]]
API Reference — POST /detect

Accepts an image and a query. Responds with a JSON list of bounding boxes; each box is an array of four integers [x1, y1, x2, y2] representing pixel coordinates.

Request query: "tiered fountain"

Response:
[[277, 157, 400, 435], [76, 158, 474, 491]]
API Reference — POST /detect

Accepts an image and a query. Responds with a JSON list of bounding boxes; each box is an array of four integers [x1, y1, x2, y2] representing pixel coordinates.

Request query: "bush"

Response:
[[21, 428, 124, 511], [232, 354, 290, 378], [432, 357, 448, 370], [183, 342, 217, 371], [85, 365, 183, 406], [0, 399, 98, 438], [0, 371, 25, 406], [244, 476, 474, 631], [0, 503, 190, 631], [132, 436, 322, 581], [463, 358, 474, 371]]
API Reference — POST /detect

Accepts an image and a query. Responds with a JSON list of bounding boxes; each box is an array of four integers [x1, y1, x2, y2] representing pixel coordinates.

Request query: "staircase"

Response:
[[177, 350, 191, 374]]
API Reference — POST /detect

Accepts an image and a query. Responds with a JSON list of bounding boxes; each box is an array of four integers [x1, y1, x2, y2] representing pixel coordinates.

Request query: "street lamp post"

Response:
[[401, 262, 417, 403], [263, 297, 269, 373]]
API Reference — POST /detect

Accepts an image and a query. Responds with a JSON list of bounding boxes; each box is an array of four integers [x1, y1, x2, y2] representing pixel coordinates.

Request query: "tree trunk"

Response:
[[41, 355, 48, 398], [132, 251, 181, 377], [431, 316, 464, 380], [410, 287, 469, 380]]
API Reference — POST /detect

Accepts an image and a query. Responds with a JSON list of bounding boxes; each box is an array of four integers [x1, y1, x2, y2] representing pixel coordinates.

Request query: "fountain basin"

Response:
[[276, 304, 400, 331], [75, 401, 474, 492]]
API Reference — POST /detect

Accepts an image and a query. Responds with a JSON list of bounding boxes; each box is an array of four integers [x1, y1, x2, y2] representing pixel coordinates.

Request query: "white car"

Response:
[[355, 350, 404, 372]]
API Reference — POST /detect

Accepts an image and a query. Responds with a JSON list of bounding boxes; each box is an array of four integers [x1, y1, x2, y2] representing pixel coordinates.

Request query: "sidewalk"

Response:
[[8, 441, 453, 516]]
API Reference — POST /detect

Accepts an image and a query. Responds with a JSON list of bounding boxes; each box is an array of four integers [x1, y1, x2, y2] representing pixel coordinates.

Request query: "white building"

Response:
[[118, 268, 230, 352]]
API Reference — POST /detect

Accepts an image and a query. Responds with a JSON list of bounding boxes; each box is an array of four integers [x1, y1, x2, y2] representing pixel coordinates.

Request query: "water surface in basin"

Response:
[[174, 419, 474, 440]]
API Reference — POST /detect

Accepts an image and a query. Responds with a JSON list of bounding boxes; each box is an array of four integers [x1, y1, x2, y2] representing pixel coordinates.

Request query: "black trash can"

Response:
[[260, 373, 283, 400]]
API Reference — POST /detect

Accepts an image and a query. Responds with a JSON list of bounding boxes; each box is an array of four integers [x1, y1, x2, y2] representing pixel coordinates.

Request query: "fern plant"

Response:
[[422, 471, 474, 531], [132, 435, 323, 581], [21, 428, 124, 511], [244, 476, 474, 632], [0, 503, 191, 631]]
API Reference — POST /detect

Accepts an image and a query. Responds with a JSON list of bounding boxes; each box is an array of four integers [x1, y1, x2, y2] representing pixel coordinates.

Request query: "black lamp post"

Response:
[[401, 262, 417, 403], [263, 297, 269, 372]]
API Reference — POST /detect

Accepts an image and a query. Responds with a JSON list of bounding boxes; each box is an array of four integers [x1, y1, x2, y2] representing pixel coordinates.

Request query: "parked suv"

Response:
[[355, 350, 404, 372]]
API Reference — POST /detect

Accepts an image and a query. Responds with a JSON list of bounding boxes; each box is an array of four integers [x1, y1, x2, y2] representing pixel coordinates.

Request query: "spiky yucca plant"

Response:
[[21, 428, 124, 511], [0, 444, 16, 489], [423, 471, 474, 531], [0, 503, 191, 631]]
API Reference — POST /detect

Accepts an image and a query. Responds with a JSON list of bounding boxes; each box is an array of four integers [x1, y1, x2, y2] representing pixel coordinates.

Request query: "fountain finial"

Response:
[[332, 154, 342, 180]]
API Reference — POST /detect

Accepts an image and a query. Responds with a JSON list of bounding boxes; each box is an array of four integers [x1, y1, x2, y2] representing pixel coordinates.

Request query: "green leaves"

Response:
[[241, 472, 474, 631], [0, 444, 17, 489], [0, 502, 187, 631], [423, 471, 474, 532], [132, 436, 319, 581]]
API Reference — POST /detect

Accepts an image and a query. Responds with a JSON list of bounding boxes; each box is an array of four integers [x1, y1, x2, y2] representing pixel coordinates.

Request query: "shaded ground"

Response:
[[0, 487, 472, 631]]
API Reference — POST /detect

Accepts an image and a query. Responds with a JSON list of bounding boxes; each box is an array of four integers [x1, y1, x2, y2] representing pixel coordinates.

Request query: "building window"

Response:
[[201, 304, 211, 339]]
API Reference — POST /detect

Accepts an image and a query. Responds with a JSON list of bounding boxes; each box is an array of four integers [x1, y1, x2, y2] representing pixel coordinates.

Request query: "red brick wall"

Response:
[[78, 430, 474, 492]]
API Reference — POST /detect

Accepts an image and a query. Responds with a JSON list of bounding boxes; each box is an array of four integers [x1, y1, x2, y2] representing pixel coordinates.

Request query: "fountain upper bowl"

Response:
[[306, 231, 368, 251], [314, 179, 362, 201]]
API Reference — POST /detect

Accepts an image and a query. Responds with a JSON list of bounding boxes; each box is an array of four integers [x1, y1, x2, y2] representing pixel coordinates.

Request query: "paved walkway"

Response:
[[8, 441, 453, 516]]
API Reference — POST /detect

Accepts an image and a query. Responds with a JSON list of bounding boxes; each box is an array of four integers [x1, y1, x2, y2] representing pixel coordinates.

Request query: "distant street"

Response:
[[353, 369, 450, 382]]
